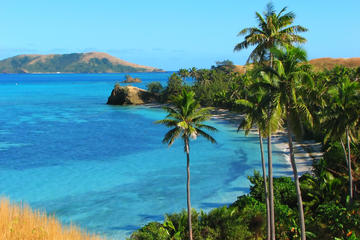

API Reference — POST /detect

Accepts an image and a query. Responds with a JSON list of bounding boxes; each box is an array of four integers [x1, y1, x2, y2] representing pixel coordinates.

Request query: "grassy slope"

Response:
[[0, 198, 105, 240], [234, 57, 360, 73], [308, 57, 360, 71]]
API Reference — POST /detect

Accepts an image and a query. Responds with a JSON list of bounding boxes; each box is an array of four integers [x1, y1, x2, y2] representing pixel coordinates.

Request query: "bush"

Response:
[[166, 73, 183, 96], [314, 202, 360, 239], [248, 171, 297, 208], [129, 222, 169, 240], [147, 81, 163, 93]]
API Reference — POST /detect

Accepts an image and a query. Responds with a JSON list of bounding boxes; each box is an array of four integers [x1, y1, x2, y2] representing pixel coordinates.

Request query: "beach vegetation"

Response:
[[129, 162, 360, 239]]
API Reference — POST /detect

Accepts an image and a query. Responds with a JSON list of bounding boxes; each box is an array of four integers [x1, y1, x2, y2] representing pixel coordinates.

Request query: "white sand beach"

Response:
[[211, 108, 323, 175]]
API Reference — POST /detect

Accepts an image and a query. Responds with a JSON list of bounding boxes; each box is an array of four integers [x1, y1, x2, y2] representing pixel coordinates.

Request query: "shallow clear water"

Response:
[[0, 73, 289, 239]]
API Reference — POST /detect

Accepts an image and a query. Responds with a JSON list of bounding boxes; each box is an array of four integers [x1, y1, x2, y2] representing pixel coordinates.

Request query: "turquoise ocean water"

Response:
[[0, 73, 290, 239]]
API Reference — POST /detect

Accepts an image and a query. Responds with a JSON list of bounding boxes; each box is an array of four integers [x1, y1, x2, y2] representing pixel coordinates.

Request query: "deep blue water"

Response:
[[0, 73, 289, 239]]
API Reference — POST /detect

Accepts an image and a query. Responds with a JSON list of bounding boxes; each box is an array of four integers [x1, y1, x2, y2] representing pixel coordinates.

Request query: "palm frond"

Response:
[[235, 99, 254, 108], [162, 127, 182, 146], [195, 128, 217, 144], [195, 123, 218, 132], [155, 119, 179, 127]]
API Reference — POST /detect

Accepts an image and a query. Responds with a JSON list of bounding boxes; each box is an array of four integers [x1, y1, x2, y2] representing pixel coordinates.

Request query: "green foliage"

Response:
[[155, 89, 217, 146], [129, 204, 256, 240], [164, 73, 183, 100], [146, 81, 163, 94], [129, 168, 360, 240], [314, 202, 360, 239], [129, 222, 169, 240], [178, 69, 189, 81], [211, 60, 235, 73], [234, 2, 308, 64], [192, 69, 239, 107], [248, 171, 297, 208]]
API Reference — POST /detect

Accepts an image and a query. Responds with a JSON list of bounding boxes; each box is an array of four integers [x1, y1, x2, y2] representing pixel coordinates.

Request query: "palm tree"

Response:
[[234, 2, 307, 64], [155, 90, 217, 240], [179, 69, 189, 83], [266, 45, 313, 240], [322, 72, 360, 201], [234, 4, 307, 239], [189, 67, 198, 82], [236, 82, 282, 240], [257, 69, 283, 240]]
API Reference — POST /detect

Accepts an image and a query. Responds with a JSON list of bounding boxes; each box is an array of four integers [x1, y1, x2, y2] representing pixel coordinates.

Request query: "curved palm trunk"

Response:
[[346, 128, 353, 201], [286, 113, 306, 240], [259, 130, 270, 240], [185, 137, 193, 240], [267, 130, 275, 240]]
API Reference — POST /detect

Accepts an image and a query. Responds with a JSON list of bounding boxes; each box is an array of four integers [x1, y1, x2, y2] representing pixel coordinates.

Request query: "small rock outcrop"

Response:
[[122, 75, 142, 83], [107, 85, 158, 105]]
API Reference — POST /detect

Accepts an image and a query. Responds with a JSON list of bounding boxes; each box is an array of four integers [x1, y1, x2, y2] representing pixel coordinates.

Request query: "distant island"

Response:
[[0, 52, 163, 73]]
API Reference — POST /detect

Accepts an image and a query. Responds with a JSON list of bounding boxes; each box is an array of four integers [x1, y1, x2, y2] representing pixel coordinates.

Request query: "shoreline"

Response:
[[210, 108, 322, 175], [143, 104, 323, 175]]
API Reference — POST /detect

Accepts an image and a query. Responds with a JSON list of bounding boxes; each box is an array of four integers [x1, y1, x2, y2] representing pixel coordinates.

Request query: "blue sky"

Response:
[[1, 0, 359, 70]]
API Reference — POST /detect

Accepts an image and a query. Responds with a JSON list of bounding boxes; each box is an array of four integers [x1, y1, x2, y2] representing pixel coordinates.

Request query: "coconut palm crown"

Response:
[[156, 90, 217, 146], [234, 2, 307, 64]]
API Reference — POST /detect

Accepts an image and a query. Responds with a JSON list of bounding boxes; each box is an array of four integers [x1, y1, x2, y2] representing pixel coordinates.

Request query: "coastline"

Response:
[[210, 108, 322, 175], [143, 104, 323, 175]]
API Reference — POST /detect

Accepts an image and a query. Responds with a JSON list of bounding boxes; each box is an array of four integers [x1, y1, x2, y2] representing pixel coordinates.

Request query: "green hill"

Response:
[[0, 52, 163, 73]]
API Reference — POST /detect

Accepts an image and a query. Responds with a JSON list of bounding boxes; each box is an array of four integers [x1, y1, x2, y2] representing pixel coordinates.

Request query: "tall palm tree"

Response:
[[266, 45, 313, 240], [155, 90, 217, 240], [234, 2, 307, 64], [234, 4, 307, 239], [236, 83, 282, 240], [257, 69, 283, 240], [322, 73, 360, 201]]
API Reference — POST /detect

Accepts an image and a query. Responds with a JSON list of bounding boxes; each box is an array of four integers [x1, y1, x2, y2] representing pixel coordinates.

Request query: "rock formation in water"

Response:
[[107, 85, 158, 105], [122, 75, 142, 83]]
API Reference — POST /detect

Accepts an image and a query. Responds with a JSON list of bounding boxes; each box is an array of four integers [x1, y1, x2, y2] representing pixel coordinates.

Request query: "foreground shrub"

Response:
[[0, 198, 104, 240]]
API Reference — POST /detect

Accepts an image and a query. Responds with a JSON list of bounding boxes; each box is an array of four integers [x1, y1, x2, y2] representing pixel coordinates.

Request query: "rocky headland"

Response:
[[107, 85, 158, 105]]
